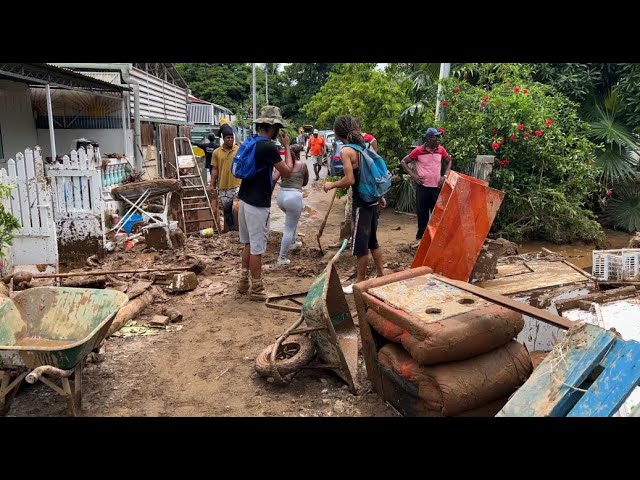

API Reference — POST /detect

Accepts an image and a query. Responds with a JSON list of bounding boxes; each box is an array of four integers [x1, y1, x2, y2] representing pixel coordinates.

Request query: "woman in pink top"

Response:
[[400, 127, 452, 242]]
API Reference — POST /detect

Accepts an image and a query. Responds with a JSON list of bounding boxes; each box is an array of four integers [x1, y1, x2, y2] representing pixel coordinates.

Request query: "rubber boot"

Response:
[[250, 277, 270, 301], [237, 269, 250, 294]]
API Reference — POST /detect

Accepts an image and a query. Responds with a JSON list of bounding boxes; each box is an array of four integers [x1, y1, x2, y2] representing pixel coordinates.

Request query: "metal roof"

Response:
[[0, 63, 128, 93]]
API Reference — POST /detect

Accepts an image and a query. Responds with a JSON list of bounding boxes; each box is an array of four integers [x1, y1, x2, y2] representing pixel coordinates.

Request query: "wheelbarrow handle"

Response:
[[26, 365, 73, 384]]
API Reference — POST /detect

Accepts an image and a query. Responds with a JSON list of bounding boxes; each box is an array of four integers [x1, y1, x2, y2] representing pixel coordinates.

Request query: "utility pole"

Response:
[[265, 64, 269, 104], [435, 63, 451, 123], [252, 63, 257, 134]]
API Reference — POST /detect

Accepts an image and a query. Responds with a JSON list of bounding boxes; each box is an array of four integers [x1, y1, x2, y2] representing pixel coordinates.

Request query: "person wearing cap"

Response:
[[306, 128, 327, 181], [211, 128, 240, 232], [195, 133, 220, 180], [237, 105, 294, 301], [401, 127, 452, 244]]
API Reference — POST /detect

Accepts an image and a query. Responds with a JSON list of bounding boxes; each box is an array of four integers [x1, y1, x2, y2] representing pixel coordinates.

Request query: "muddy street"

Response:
[[5, 158, 632, 417]]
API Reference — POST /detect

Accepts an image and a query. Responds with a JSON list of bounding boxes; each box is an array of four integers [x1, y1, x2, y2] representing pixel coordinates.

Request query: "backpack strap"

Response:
[[345, 143, 364, 152]]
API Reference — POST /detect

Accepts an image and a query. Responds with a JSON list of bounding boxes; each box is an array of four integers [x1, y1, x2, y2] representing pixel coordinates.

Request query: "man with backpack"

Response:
[[323, 116, 390, 293], [235, 105, 294, 301], [400, 127, 452, 247]]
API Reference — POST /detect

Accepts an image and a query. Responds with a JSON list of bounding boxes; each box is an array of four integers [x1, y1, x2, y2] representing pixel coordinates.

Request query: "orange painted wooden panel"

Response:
[[411, 171, 505, 281]]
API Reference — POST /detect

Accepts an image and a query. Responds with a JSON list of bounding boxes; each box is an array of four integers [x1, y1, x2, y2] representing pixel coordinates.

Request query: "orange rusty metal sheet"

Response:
[[412, 171, 505, 281]]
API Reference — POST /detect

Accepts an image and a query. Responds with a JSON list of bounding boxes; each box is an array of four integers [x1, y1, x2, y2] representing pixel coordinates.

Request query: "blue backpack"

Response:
[[345, 143, 392, 203], [231, 134, 269, 179]]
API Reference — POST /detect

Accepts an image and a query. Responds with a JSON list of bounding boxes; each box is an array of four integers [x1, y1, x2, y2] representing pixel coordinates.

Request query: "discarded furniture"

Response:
[[353, 268, 539, 416], [0, 287, 128, 416], [498, 323, 640, 417], [412, 171, 505, 281]]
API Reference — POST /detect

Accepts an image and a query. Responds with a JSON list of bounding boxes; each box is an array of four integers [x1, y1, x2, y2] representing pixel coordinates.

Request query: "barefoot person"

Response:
[[323, 116, 386, 293]]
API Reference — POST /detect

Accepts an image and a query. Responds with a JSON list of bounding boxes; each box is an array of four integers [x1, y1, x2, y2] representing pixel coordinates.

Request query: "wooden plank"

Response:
[[15, 153, 32, 235], [24, 148, 42, 233], [434, 274, 575, 329], [498, 324, 617, 417], [6, 159, 22, 228], [567, 340, 640, 417], [477, 262, 588, 295], [555, 286, 637, 313]]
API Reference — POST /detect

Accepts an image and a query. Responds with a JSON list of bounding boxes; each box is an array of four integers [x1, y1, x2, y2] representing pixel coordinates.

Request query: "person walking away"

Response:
[[273, 144, 308, 266], [323, 116, 386, 293], [306, 129, 327, 181], [400, 127, 452, 247], [210, 128, 240, 232], [333, 131, 378, 248], [237, 105, 293, 300]]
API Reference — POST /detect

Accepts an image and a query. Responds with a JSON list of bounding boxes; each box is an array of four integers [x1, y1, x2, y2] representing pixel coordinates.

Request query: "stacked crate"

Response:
[[354, 267, 533, 417]]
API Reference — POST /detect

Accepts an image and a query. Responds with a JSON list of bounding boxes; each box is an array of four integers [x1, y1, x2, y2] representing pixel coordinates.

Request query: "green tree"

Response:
[[436, 72, 603, 244], [0, 183, 20, 258], [278, 63, 336, 125], [302, 63, 410, 163], [175, 63, 251, 115]]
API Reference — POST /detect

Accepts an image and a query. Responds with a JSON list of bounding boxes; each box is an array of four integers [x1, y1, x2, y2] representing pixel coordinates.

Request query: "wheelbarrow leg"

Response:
[[0, 370, 28, 416], [61, 376, 77, 417], [73, 362, 83, 411]]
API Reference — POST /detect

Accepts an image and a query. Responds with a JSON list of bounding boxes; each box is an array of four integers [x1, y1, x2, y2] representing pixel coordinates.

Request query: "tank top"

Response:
[[280, 170, 305, 190]]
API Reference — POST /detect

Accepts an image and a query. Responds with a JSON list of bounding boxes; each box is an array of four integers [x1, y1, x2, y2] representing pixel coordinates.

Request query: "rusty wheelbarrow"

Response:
[[0, 287, 128, 416], [257, 240, 359, 393]]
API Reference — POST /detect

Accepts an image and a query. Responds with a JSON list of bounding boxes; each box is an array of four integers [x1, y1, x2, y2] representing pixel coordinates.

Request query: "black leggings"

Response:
[[416, 184, 440, 240]]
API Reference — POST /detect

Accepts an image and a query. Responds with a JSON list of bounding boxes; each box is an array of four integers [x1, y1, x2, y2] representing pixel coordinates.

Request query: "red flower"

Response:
[[480, 102, 486, 108], [606, 190, 614, 197], [524, 132, 531, 138], [491, 142, 500, 150], [545, 118, 553, 126], [534, 130, 543, 137], [441, 100, 448, 107], [492, 129, 498, 134], [453, 87, 460, 93], [523, 89, 529, 94], [499, 138, 505, 145], [484, 95, 490, 101], [517, 123, 525, 131], [514, 86, 521, 93], [510, 135, 518, 140]]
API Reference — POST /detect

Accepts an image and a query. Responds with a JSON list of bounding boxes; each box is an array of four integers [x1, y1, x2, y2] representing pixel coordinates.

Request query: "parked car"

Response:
[[328, 139, 345, 176]]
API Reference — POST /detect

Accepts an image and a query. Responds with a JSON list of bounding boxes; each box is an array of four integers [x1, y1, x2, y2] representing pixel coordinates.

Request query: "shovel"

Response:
[[316, 189, 338, 256]]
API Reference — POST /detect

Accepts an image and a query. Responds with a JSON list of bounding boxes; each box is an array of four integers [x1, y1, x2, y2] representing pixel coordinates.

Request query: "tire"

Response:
[[254, 335, 315, 377]]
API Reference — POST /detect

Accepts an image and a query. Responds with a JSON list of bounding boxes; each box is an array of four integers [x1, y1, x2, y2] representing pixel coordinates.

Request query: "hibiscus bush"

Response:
[[437, 75, 604, 244]]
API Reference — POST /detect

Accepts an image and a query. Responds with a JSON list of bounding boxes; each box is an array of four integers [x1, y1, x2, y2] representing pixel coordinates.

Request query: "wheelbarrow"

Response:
[[257, 240, 359, 394], [0, 287, 128, 416]]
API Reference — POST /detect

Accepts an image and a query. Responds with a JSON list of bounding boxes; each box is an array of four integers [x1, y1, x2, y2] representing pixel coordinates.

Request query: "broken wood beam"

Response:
[[433, 274, 574, 330], [29, 265, 197, 279], [106, 286, 162, 337]]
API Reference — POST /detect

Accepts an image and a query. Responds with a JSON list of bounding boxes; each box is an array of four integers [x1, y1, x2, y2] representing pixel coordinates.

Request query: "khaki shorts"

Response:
[[238, 200, 270, 255], [312, 155, 324, 166]]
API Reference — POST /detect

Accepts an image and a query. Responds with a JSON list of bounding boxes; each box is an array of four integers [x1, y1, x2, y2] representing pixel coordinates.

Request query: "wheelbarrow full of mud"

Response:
[[0, 287, 128, 415], [257, 240, 359, 393]]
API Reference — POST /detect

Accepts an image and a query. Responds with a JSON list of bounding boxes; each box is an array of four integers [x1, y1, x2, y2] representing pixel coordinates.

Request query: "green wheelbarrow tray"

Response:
[[266, 240, 359, 394], [0, 287, 128, 415]]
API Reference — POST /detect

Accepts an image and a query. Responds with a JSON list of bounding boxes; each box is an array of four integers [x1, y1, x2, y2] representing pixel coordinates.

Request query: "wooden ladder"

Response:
[[172, 136, 220, 235]]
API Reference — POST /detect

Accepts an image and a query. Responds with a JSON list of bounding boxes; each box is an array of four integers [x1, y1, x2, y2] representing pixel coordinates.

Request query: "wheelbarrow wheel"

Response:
[[254, 335, 315, 377]]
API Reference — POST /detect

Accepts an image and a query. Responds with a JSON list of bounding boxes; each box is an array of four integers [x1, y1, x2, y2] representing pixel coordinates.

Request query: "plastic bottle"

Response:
[[199, 228, 215, 237]]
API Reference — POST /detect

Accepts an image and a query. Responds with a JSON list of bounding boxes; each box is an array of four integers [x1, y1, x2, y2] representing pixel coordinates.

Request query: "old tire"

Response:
[[254, 335, 315, 377]]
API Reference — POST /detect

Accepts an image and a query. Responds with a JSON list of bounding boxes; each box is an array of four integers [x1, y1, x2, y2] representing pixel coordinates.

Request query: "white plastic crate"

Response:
[[622, 249, 640, 281], [592, 249, 624, 281]]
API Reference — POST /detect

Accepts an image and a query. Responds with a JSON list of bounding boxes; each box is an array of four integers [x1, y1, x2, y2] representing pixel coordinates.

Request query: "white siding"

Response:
[[0, 81, 38, 165], [129, 67, 187, 123]]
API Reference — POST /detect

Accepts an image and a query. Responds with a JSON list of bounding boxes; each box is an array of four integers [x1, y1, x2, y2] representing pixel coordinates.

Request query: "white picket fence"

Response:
[[45, 145, 105, 266], [0, 147, 58, 273]]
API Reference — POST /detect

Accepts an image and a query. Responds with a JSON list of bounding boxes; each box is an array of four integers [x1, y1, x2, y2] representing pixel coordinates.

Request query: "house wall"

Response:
[[36, 128, 134, 158], [0, 80, 38, 166]]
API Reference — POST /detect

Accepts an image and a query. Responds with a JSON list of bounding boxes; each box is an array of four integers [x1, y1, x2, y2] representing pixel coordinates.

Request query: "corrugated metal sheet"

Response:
[[129, 67, 187, 123], [188, 103, 213, 124], [72, 71, 123, 86]]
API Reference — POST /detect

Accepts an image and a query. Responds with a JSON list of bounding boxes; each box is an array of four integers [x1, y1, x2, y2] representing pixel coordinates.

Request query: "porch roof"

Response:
[[0, 63, 128, 93]]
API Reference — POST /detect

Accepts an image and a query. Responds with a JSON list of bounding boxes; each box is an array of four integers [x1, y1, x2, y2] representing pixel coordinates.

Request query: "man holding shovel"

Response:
[[323, 115, 386, 294]]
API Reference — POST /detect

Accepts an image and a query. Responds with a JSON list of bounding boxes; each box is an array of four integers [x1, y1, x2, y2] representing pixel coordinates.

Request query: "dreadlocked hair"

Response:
[[334, 115, 365, 147]]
